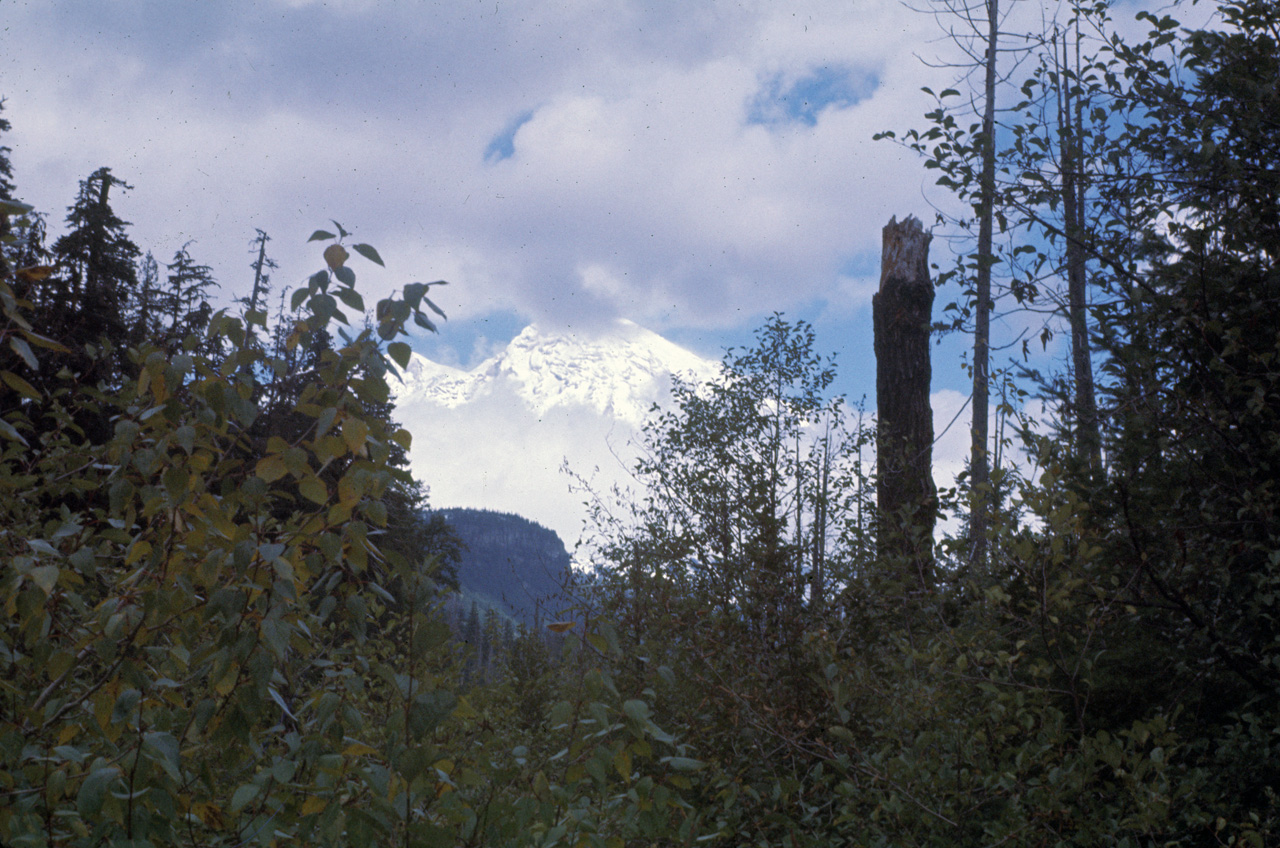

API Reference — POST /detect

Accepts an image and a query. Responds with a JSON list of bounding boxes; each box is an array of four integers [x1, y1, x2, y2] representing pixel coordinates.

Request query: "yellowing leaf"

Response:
[[342, 417, 369, 455], [299, 476, 328, 505], [301, 795, 328, 816], [29, 564, 60, 594], [613, 746, 632, 782], [324, 244, 349, 269], [1, 370, 39, 399], [16, 264, 55, 283], [255, 455, 288, 483], [342, 742, 377, 757], [213, 663, 239, 696], [546, 621, 576, 633]]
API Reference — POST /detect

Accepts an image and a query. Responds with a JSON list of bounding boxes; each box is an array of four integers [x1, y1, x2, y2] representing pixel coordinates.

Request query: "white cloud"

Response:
[[2, 0, 944, 334]]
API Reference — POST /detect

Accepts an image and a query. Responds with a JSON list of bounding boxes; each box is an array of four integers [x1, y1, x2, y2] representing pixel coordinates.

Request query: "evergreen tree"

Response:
[[49, 167, 141, 351], [161, 242, 218, 352], [13, 168, 143, 440], [0, 97, 15, 202]]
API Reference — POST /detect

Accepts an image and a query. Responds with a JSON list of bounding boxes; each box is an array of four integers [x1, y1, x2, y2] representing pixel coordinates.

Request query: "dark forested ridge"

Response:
[[436, 507, 573, 626]]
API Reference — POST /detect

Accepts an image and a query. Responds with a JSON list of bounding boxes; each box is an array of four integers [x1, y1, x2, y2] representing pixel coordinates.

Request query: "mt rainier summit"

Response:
[[391, 320, 717, 546]]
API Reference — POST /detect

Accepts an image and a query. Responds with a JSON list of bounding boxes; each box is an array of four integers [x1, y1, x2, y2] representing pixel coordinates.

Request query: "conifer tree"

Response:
[[162, 242, 218, 352], [0, 97, 15, 203], [49, 167, 140, 346]]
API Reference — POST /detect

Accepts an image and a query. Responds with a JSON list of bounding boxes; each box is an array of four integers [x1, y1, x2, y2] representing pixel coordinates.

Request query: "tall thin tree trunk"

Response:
[[810, 431, 829, 612], [1059, 29, 1101, 470], [875, 215, 936, 592], [970, 0, 999, 570]]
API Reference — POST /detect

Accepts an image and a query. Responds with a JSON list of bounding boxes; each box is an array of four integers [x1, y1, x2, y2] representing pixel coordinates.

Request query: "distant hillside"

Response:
[[436, 508, 574, 626]]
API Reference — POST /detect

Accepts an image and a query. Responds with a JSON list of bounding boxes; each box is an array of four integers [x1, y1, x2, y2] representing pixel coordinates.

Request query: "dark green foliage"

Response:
[[1071, 0, 1280, 829], [0, 97, 15, 202], [580, 315, 873, 837], [48, 167, 141, 351]]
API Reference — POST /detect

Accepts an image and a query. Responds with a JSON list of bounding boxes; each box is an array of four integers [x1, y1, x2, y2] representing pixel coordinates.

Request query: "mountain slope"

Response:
[[439, 508, 573, 626]]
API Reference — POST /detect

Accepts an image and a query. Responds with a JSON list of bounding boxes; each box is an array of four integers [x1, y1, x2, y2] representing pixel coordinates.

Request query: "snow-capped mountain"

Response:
[[396, 320, 715, 424], [390, 320, 718, 547]]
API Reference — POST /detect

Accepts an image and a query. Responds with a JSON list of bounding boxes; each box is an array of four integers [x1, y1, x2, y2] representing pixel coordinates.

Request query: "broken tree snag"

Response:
[[874, 215, 937, 592]]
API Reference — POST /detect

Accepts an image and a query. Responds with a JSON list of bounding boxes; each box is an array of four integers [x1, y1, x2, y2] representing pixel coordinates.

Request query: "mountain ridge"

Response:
[[395, 319, 716, 424]]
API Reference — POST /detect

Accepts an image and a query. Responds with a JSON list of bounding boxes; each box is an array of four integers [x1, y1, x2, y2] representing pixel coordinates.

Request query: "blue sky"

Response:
[[0, 0, 1177, 415]]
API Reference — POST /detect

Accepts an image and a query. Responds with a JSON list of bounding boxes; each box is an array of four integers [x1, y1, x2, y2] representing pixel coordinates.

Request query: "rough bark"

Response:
[[874, 215, 937, 591]]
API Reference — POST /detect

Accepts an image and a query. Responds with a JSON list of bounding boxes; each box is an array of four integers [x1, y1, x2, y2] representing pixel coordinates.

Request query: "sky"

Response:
[[0, 0, 1182, 534], [0, 0, 995, 387]]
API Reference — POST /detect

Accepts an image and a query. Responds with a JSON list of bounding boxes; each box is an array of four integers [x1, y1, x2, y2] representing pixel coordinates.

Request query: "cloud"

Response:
[[2, 0, 942, 338]]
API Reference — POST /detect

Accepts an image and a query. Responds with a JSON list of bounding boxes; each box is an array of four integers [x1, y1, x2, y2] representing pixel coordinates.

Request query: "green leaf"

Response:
[[334, 265, 356, 287], [335, 284, 363, 310], [163, 466, 190, 498], [623, 699, 651, 723], [268, 686, 296, 720], [387, 342, 412, 369], [143, 731, 182, 781], [53, 745, 89, 764], [0, 198, 34, 216], [316, 406, 338, 437], [111, 689, 141, 724], [0, 417, 28, 446], [230, 782, 260, 814], [309, 269, 330, 291], [308, 229, 337, 242], [330, 219, 349, 238], [409, 690, 457, 736], [291, 288, 309, 311], [341, 417, 370, 454], [414, 312, 437, 333], [352, 243, 384, 266], [403, 283, 426, 308], [77, 766, 121, 817], [661, 756, 705, 772], [423, 297, 447, 320], [175, 424, 196, 454], [9, 336, 38, 370], [27, 538, 61, 558]]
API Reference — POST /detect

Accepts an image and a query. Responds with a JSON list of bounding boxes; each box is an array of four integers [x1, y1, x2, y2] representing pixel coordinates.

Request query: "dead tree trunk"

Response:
[[874, 215, 936, 592]]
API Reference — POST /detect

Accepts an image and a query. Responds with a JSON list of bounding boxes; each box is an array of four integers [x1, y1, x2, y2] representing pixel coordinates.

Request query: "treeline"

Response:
[[1, 0, 1279, 845]]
